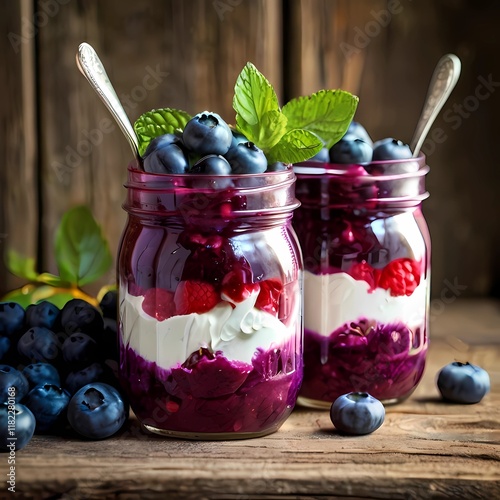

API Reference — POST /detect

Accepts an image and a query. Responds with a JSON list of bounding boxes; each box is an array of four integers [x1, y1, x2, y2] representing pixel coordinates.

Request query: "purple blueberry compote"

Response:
[[118, 167, 303, 439], [293, 134, 430, 408]]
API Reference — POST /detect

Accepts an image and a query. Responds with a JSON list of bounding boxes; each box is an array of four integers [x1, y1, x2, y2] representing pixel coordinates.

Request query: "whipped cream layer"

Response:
[[120, 287, 293, 369], [304, 271, 428, 337]]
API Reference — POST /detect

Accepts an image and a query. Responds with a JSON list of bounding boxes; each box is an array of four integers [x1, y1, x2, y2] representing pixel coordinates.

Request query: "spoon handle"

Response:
[[76, 42, 141, 160], [410, 54, 461, 157]]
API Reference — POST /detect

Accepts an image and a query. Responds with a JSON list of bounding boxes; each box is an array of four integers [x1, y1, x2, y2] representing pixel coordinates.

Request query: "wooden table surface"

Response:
[[7, 299, 500, 499]]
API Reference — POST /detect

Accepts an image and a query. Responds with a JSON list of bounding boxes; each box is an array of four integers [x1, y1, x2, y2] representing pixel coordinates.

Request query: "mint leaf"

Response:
[[282, 90, 359, 149], [134, 108, 192, 156], [266, 129, 323, 164], [55, 206, 112, 287], [37, 273, 71, 288], [6, 250, 39, 281], [233, 63, 286, 149]]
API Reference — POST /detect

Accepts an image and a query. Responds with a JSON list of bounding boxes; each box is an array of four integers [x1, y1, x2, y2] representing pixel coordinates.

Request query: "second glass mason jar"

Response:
[[118, 165, 303, 439], [293, 156, 431, 408]]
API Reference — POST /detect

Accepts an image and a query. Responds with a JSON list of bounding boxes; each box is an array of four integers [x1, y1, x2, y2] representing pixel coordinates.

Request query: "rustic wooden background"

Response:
[[1, 0, 500, 300]]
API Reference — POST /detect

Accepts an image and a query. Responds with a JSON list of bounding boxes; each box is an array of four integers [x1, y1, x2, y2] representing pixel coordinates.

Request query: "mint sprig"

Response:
[[133, 62, 359, 164], [3, 206, 112, 308]]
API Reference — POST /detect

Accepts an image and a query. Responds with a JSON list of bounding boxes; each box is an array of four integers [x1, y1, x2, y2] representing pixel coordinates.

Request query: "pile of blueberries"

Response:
[[0, 293, 128, 450], [311, 121, 413, 165], [143, 111, 285, 175]]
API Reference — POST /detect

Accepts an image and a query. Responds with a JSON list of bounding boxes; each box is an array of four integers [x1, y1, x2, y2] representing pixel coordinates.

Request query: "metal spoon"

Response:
[[76, 42, 141, 163], [410, 53, 461, 157]]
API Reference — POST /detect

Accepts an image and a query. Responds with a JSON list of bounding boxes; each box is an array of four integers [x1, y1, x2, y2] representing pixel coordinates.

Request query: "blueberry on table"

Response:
[[25, 301, 59, 329], [58, 299, 104, 338], [183, 111, 232, 156], [330, 392, 385, 435], [437, 361, 490, 404], [99, 290, 118, 320], [23, 384, 70, 433], [0, 403, 36, 451], [329, 137, 373, 165], [344, 121, 373, 146], [17, 327, 62, 364], [0, 365, 29, 403], [372, 138, 413, 161], [191, 155, 232, 175], [62, 333, 98, 367], [0, 302, 25, 337], [225, 141, 268, 174], [0, 337, 11, 360], [67, 383, 127, 439], [22, 363, 61, 389]]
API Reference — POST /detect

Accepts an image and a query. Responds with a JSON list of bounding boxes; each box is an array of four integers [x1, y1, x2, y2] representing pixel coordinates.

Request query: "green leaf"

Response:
[[134, 108, 192, 156], [55, 206, 113, 287], [233, 63, 286, 149], [282, 90, 359, 149], [266, 129, 323, 164], [36, 273, 71, 288], [5, 250, 39, 281]]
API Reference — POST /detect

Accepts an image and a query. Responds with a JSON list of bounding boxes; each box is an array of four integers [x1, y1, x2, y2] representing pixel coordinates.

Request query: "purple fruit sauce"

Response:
[[120, 342, 303, 435]]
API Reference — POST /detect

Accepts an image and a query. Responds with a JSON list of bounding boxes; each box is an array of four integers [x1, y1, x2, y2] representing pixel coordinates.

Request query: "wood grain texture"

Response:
[[0, 0, 38, 293], [7, 300, 500, 499]]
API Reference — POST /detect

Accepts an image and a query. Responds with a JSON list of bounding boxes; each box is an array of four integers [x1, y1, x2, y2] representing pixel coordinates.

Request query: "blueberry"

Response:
[[191, 155, 232, 175], [143, 133, 181, 156], [183, 112, 232, 156], [0, 365, 29, 403], [144, 143, 189, 174], [345, 121, 373, 146], [437, 362, 490, 404], [372, 138, 412, 161], [329, 137, 373, 165], [65, 362, 107, 395], [67, 383, 127, 439], [225, 142, 268, 174], [25, 301, 59, 329], [58, 299, 104, 339], [101, 318, 119, 360], [0, 302, 25, 337], [309, 147, 330, 162], [230, 130, 249, 148], [17, 327, 62, 364], [23, 384, 70, 433], [99, 290, 117, 320], [0, 337, 11, 360], [330, 392, 385, 435], [62, 333, 98, 367], [0, 403, 36, 451], [22, 363, 61, 389]]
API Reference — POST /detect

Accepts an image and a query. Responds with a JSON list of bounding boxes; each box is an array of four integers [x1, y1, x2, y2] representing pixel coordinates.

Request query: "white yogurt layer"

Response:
[[303, 271, 428, 337], [120, 287, 293, 369]]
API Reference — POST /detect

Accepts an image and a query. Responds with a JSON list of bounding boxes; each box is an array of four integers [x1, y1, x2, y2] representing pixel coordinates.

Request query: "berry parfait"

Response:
[[294, 123, 431, 408], [118, 64, 358, 438]]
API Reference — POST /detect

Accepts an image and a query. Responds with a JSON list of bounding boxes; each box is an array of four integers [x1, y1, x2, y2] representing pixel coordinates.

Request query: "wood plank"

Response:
[[9, 300, 500, 499], [0, 0, 38, 296], [38, 0, 282, 296]]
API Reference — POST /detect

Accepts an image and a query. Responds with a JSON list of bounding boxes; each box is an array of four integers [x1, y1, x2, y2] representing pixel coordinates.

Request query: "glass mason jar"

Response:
[[118, 165, 303, 439], [293, 156, 430, 408]]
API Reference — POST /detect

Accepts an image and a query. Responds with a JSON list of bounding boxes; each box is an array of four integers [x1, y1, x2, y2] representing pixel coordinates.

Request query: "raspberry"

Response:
[[255, 279, 283, 316], [174, 281, 219, 315], [349, 261, 380, 291], [378, 258, 421, 297], [221, 269, 260, 304], [142, 288, 176, 321]]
